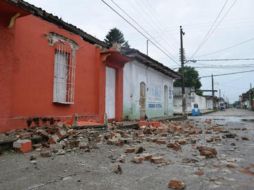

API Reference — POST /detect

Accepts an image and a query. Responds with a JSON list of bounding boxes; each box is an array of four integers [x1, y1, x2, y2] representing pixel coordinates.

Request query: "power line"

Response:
[[190, 0, 229, 58], [100, 0, 179, 65], [128, 0, 178, 55], [200, 69, 254, 78], [191, 0, 238, 59], [192, 64, 254, 69], [139, 0, 179, 49], [206, 0, 238, 38], [189, 58, 254, 62], [197, 37, 254, 57], [173, 63, 254, 70], [108, 0, 178, 60]]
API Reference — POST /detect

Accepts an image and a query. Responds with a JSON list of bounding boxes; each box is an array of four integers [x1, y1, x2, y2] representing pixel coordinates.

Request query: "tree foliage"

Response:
[[104, 28, 130, 47], [174, 66, 202, 95]]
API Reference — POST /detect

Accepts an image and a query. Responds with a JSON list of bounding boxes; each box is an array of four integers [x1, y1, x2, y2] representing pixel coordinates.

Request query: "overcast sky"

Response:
[[26, 0, 254, 102]]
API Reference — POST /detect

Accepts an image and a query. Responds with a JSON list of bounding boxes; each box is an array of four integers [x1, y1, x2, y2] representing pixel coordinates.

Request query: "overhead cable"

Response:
[[200, 69, 254, 78], [190, 0, 230, 58], [100, 0, 179, 65], [197, 37, 254, 57]]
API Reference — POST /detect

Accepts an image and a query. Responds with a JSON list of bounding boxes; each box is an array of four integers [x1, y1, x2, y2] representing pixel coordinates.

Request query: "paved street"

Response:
[[0, 108, 254, 190]]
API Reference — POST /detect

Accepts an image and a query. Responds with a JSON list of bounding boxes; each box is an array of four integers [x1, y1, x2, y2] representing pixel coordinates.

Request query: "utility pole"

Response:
[[180, 26, 186, 116], [212, 74, 216, 110], [146, 39, 149, 56], [250, 83, 252, 110]]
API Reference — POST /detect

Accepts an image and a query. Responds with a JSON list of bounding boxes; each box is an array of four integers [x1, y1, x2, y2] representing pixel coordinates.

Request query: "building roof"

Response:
[[241, 88, 254, 101], [122, 48, 181, 79], [5, 0, 108, 47]]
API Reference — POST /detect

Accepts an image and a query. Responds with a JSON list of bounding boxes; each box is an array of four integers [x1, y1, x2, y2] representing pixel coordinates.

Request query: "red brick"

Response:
[[56, 129, 67, 139], [125, 147, 136, 153], [150, 156, 166, 164], [168, 179, 186, 190], [167, 142, 181, 151], [13, 139, 32, 153], [131, 156, 144, 164], [48, 134, 59, 144], [155, 138, 167, 145], [142, 153, 153, 161]]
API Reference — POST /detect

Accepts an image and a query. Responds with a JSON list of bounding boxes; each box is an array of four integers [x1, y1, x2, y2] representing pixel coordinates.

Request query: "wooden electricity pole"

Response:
[[211, 74, 216, 110], [180, 26, 186, 116]]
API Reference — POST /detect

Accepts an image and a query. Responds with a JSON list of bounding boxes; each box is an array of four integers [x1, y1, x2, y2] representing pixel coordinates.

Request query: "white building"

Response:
[[173, 87, 208, 114], [122, 49, 180, 120]]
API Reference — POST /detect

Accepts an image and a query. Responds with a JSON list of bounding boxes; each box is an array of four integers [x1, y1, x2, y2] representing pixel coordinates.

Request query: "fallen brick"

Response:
[[65, 139, 80, 149], [29, 155, 37, 161], [167, 142, 181, 151], [135, 146, 145, 154], [141, 153, 153, 161], [79, 142, 89, 149], [40, 149, 52, 157], [131, 156, 144, 164], [176, 139, 187, 145], [19, 132, 32, 139], [223, 133, 237, 139], [143, 127, 153, 135], [182, 158, 199, 164], [150, 156, 166, 164], [197, 146, 217, 158], [155, 138, 167, 145], [36, 129, 49, 139], [116, 154, 126, 163], [13, 139, 32, 153], [242, 136, 249, 141], [48, 134, 59, 144], [56, 149, 66, 155], [125, 147, 136, 153], [112, 164, 122, 174], [57, 129, 67, 139], [194, 169, 204, 176], [168, 179, 186, 190]]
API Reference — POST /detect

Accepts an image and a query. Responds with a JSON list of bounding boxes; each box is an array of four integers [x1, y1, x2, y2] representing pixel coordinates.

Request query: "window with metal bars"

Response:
[[53, 44, 76, 104]]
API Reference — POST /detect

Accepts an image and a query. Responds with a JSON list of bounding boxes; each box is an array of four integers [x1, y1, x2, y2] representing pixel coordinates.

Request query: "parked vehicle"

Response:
[[219, 103, 226, 111]]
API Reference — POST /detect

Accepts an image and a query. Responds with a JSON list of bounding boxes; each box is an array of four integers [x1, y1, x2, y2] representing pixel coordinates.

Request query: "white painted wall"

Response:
[[192, 93, 207, 112], [123, 60, 174, 120], [105, 67, 116, 119], [173, 87, 208, 114], [206, 99, 213, 110]]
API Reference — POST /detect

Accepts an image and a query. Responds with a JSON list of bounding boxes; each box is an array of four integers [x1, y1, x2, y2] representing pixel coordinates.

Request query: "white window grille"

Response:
[[47, 33, 78, 104], [53, 48, 74, 104]]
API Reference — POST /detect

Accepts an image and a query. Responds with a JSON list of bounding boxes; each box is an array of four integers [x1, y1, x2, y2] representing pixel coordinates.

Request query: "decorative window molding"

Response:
[[47, 33, 79, 104]]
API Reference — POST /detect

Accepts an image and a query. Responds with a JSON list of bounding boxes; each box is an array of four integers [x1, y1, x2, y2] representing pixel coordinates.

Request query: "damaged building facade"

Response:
[[0, 0, 129, 132], [122, 49, 180, 120]]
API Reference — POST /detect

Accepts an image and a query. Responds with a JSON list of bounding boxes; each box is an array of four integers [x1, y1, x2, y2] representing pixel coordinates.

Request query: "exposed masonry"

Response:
[[47, 32, 79, 50]]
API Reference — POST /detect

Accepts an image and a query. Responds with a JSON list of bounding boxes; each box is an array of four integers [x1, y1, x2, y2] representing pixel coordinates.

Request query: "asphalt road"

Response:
[[0, 108, 254, 190]]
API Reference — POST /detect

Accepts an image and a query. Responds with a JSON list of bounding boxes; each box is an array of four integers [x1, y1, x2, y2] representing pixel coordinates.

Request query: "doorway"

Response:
[[140, 82, 146, 119], [105, 67, 116, 119], [164, 85, 169, 115]]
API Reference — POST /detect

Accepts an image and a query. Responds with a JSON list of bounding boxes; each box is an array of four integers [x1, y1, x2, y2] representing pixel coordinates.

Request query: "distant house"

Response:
[[122, 49, 180, 120], [239, 89, 254, 110], [173, 87, 207, 114], [0, 0, 128, 132]]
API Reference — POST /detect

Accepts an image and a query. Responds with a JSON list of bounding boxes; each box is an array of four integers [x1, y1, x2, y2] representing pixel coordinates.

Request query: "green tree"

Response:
[[104, 28, 129, 47], [174, 66, 202, 95]]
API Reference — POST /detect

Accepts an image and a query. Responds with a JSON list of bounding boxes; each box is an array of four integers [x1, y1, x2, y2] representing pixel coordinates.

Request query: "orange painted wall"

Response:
[[0, 14, 107, 132], [0, 14, 15, 131]]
